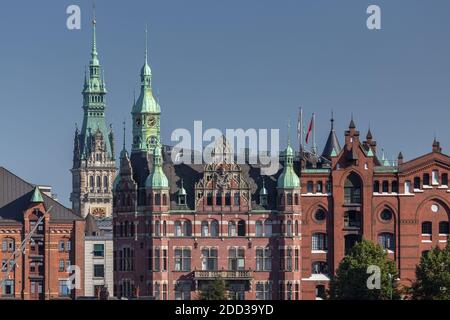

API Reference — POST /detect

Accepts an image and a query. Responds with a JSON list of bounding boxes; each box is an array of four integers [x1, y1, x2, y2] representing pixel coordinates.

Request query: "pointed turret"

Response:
[[277, 126, 300, 190], [397, 152, 404, 165], [432, 138, 442, 153], [30, 186, 44, 203], [322, 113, 341, 159], [146, 144, 169, 189], [349, 115, 356, 129], [132, 28, 161, 154]]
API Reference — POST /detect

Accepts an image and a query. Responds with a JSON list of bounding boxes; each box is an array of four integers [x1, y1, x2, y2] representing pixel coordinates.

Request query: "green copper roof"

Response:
[[30, 187, 44, 203], [367, 147, 374, 157], [278, 143, 300, 189], [78, 20, 114, 160], [132, 29, 160, 115], [146, 145, 169, 189]]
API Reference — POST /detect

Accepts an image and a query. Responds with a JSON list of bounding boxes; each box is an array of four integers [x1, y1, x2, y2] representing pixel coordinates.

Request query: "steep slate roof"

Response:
[[159, 148, 291, 211], [0, 167, 83, 224]]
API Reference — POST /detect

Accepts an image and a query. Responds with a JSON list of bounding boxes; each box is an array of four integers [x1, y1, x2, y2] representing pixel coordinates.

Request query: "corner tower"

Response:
[[71, 15, 117, 218]]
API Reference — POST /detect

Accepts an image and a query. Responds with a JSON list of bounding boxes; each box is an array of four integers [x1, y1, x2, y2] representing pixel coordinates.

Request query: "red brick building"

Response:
[[113, 117, 450, 300], [113, 42, 450, 300], [0, 167, 85, 300]]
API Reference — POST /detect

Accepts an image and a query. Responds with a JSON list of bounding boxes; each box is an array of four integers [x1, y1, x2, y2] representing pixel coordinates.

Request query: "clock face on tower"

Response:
[[147, 116, 157, 128]]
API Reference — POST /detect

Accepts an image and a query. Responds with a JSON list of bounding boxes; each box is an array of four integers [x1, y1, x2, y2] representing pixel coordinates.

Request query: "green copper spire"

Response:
[[277, 122, 300, 189], [132, 27, 161, 154], [78, 14, 114, 160], [30, 186, 44, 203], [146, 144, 169, 189]]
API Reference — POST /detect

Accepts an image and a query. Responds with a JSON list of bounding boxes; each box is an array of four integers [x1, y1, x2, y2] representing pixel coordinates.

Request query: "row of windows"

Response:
[[306, 181, 331, 194], [89, 175, 109, 193], [115, 219, 300, 238], [373, 180, 398, 193], [421, 221, 449, 235], [204, 193, 241, 206]]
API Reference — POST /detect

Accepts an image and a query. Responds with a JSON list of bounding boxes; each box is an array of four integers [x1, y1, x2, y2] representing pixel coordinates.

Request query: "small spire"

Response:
[[349, 114, 356, 129], [30, 186, 44, 204], [122, 120, 126, 151], [366, 126, 373, 140], [287, 118, 291, 147], [92, 2, 97, 56], [330, 110, 335, 130], [398, 151, 403, 160], [145, 25, 149, 64]]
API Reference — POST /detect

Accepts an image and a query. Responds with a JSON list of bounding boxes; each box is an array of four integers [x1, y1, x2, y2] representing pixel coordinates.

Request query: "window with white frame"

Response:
[[256, 247, 271, 271], [312, 233, 327, 251], [201, 248, 218, 271], [378, 233, 395, 251], [174, 248, 191, 271], [228, 247, 245, 271], [255, 282, 272, 300]]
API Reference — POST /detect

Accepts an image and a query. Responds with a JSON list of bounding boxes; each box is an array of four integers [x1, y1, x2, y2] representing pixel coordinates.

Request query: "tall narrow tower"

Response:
[[130, 29, 162, 206], [71, 15, 117, 218]]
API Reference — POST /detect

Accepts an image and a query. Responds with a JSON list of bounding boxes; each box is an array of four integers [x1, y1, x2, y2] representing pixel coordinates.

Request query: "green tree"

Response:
[[198, 277, 228, 300], [411, 243, 450, 300], [330, 239, 399, 300]]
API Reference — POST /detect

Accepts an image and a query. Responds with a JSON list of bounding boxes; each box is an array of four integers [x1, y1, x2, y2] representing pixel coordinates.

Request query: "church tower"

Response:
[[71, 15, 117, 218]]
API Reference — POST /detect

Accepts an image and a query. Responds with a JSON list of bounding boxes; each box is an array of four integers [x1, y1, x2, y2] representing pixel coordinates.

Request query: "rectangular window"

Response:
[[228, 248, 245, 271], [66, 241, 71, 252], [154, 249, 161, 271], [202, 248, 218, 271], [174, 248, 191, 272], [59, 241, 65, 252], [148, 249, 153, 271], [3, 280, 14, 296], [256, 282, 272, 300], [93, 244, 105, 257], [93, 264, 105, 278], [59, 260, 65, 272], [162, 249, 168, 271], [59, 280, 70, 297], [432, 170, 439, 185]]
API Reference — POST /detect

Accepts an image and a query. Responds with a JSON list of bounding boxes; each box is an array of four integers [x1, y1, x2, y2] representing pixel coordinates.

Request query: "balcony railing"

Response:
[[194, 270, 253, 280]]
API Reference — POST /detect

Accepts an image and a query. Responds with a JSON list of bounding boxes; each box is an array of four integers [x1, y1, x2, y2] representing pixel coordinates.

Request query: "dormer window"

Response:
[[178, 194, 186, 205], [260, 194, 268, 206]]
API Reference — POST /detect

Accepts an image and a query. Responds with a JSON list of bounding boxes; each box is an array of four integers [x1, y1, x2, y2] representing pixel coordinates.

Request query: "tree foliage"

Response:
[[198, 277, 228, 300], [411, 243, 450, 300], [329, 239, 399, 300]]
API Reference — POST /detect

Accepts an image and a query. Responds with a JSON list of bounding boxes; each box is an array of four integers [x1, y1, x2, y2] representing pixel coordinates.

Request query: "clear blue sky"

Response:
[[1, 0, 450, 206]]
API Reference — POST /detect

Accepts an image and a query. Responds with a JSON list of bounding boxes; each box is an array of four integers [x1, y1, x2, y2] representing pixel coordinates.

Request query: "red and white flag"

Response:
[[305, 113, 314, 144]]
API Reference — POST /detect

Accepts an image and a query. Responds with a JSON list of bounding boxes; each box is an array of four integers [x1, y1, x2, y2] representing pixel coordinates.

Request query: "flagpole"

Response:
[[312, 112, 317, 155], [299, 107, 303, 153]]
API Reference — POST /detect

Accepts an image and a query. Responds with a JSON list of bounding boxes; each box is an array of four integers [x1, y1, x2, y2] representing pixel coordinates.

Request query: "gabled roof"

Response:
[[0, 167, 83, 223], [399, 152, 450, 174]]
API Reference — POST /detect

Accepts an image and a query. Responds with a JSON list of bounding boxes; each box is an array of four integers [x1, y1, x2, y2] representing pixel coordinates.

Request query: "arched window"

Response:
[[439, 221, 449, 235], [210, 220, 219, 237], [225, 193, 231, 206], [312, 261, 328, 275], [373, 181, 380, 193], [294, 194, 299, 205], [264, 220, 272, 236], [404, 180, 411, 194], [422, 221, 432, 235], [228, 221, 236, 237], [414, 177, 421, 189], [237, 220, 246, 236], [155, 194, 161, 206], [382, 181, 389, 193], [307, 181, 314, 193], [154, 220, 161, 237], [234, 193, 240, 206], [423, 173, 430, 186], [201, 221, 209, 237], [174, 221, 182, 237], [255, 220, 263, 237], [104, 176, 109, 192], [183, 220, 192, 237], [442, 173, 449, 186], [216, 193, 222, 206], [90, 176, 94, 188], [317, 181, 323, 193], [392, 181, 398, 193], [287, 193, 293, 205], [163, 221, 167, 236], [432, 170, 439, 185], [378, 233, 395, 251], [344, 173, 362, 204], [286, 220, 293, 237], [97, 176, 101, 188], [206, 193, 213, 206], [312, 233, 327, 251]]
